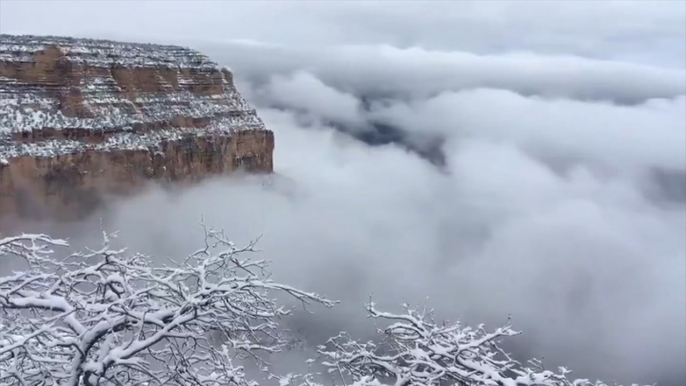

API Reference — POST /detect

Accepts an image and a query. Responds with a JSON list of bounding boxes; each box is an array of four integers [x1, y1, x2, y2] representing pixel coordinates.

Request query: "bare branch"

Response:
[[318, 300, 648, 386], [0, 228, 334, 386]]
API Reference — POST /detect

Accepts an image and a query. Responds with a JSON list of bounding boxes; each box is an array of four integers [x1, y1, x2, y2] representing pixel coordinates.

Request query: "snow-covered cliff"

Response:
[[0, 34, 273, 221]]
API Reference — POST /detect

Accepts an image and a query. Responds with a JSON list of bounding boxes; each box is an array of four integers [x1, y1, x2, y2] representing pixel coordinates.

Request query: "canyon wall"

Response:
[[0, 34, 273, 221]]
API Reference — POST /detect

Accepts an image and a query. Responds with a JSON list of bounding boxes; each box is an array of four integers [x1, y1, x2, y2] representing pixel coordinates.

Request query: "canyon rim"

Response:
[[0, 34, 274, 223]]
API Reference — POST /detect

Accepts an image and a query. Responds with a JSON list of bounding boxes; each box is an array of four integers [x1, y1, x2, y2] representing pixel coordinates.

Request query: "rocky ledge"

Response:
[[0, 34, 274, 221]]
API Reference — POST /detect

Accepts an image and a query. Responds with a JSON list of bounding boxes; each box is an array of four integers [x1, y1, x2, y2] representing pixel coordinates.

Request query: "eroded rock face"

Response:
[[0, 34, 273, 221]]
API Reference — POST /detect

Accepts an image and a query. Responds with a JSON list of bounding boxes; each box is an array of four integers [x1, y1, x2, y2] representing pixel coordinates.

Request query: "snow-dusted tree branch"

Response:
[[0, 228, 334, 386], [318, 301, 645, 386]]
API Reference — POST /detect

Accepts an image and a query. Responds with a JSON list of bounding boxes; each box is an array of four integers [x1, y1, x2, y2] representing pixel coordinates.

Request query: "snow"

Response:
[[0, 230, 334, 386], [0, 80, 262, 136], [0, 233, 648, 386], [0, 34, 217, 69], [0, 34, 268, 161], [0, 122, 265, 160]]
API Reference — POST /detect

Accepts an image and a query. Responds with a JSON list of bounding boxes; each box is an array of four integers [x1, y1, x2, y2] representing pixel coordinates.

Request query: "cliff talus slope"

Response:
[[0, 35, 273, 221]]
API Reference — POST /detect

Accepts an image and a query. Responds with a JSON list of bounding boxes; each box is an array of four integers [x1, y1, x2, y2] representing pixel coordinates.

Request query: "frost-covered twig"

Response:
[[318, 301, 646, 386], [0, 228, 334, 386]]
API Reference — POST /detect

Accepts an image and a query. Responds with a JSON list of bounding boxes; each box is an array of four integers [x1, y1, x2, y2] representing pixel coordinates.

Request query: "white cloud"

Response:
[[260, 71, 364, 127], [368, 89, 686, 171], [90, 103, 684, 384], [206, 44, 686, 104]]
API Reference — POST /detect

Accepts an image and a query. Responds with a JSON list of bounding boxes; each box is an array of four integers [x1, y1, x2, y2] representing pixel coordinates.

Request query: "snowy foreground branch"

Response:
[[1, 231, 650, 386], [0, 229, 333, 386], [315, 302, 646, 386]]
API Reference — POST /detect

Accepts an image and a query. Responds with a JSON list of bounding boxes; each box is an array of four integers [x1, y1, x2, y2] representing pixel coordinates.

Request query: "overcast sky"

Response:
[[2, 2, 685, 386], [2, 0, 685, 67]]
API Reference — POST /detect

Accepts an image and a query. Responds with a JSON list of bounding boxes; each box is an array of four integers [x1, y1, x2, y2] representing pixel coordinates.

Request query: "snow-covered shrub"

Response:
[[0, 230, 650, 386], [316, 301, 646, 386], [0, 229, 333, 386]]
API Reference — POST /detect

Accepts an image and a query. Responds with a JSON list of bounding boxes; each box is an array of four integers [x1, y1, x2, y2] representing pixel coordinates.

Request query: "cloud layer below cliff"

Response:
[[90, 43, 685, 386]]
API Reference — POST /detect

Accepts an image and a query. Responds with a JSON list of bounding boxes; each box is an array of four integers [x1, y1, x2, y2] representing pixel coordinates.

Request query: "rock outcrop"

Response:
[[0, 34, 273, 221]]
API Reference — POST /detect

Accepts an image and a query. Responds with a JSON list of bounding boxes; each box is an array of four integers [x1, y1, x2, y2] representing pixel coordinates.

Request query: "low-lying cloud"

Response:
[[77, 46, 685, 385], [208, 43, 686, 104]]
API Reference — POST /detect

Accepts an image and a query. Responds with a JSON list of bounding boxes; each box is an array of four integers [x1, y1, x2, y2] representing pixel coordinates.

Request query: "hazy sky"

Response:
[[1, 0, 685, 67], [1, 2, 685, 386]]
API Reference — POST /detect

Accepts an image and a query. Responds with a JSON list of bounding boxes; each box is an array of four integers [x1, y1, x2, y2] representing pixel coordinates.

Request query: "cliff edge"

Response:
[[0, 34, 274, 221]]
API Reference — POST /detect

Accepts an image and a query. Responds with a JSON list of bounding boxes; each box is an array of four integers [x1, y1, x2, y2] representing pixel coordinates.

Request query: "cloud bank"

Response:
[[84, 44, 684, 385], [211, 43, 686, 104]]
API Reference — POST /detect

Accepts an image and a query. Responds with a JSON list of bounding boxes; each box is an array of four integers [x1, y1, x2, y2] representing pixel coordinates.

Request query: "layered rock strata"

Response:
[[0, 34, 273, 221]]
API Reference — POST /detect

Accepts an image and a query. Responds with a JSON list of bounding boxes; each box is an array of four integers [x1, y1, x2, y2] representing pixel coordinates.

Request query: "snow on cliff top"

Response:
[[0, 120, 266, 160], [0, 34, 267, 160], [0, 34, 218, 69]]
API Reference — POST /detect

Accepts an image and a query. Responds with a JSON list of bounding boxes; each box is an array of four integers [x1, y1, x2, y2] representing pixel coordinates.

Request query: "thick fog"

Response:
[[1, 2, 685, 386], [49, 46, 685, 384]]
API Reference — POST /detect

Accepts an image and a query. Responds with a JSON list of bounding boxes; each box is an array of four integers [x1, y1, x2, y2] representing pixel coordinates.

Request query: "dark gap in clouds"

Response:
[[358, 95, 448, 166], [255, 99, 448, 168], [647, 168, 686, 203], [334, 120, 447, 168], [358, 93, 415, 108]]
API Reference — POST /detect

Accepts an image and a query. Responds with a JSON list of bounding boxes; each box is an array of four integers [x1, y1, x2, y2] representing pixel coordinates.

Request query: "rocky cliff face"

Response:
[[0, 34, 273, 221]]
